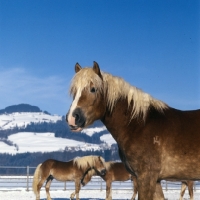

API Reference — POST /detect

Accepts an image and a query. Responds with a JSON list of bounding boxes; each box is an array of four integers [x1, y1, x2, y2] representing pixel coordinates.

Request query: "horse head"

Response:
[[67, 61, 106, 132], [94, 156, 106, 176]]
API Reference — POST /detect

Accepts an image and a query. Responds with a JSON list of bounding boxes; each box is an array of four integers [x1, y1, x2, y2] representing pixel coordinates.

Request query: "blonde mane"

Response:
[[104, 161, 114, 171], [70, 68, 168, 121], [73, 155, 105, 170]]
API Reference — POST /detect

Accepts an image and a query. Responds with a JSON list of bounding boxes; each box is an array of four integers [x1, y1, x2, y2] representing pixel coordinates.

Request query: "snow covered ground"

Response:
[[0, 189, 198, 200], [0, 177, 198, 200]]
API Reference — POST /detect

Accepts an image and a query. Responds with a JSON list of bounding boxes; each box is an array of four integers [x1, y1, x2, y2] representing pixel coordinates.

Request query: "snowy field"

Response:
[[0, 189, 199, 200]]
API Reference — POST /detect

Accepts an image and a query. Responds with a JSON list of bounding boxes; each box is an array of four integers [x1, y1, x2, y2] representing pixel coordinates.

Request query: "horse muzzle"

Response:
[[99, 169, 106, 176], [66, 108, 86, 132]]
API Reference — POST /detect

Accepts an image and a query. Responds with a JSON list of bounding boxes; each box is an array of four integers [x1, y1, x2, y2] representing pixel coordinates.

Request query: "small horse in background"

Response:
[[81, 162, 137, 200], [32, 155, 106, 200]]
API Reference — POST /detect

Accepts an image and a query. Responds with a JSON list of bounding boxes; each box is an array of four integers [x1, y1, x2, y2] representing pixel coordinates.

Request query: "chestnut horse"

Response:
[[32, 155, 106, 200], [66, 61, 200, 200], [81, 162, 137, 200]]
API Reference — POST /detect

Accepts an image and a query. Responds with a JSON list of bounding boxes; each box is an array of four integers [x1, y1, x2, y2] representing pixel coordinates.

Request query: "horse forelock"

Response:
[[70, 68, 104, 97], [70, 67, 168, 121], [73, 156, 103, 170]]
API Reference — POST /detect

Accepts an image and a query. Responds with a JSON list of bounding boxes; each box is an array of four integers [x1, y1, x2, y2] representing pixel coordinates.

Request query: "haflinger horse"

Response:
[[81, 161, 194, 200], [67, 61, 200, 200], [81, 161, 137, 200], [32, 155, 106, 200]]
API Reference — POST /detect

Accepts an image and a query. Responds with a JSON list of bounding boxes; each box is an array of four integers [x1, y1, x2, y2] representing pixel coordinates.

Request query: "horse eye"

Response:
[[90, 87, 96, 93]]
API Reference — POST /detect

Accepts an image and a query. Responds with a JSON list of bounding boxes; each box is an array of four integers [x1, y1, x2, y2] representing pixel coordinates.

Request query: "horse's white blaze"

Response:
[[67, 89, 81, 127]]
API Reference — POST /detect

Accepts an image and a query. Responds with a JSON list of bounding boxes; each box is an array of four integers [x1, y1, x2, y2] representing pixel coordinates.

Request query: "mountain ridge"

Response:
[[0, 103, 51, 114]]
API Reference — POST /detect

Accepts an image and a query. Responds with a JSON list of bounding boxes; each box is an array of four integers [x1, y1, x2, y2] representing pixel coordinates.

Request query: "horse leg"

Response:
[[70, 191, 75, 200], [153, 181, 165, 200], [187, 181, 194, 200], [45, 175, 53, 200], [106, 181, 112, 200], [131, 176, 137, 200], [36, 178, 46, 200], [137, 171, 158, 200], [179, 182, 187, 200], [72, 179, 81, 200], [132, 176, 164, 200]]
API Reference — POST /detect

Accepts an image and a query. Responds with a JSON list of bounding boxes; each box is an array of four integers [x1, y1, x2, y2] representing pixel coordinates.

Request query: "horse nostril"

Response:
[[72, 108, 85, 127], [75, 114, 79, 121]]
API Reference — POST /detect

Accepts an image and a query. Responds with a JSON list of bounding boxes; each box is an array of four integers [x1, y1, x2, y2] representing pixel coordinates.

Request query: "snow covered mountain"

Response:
[[0, 112, 61, 130], [0, 104, 116, 155]]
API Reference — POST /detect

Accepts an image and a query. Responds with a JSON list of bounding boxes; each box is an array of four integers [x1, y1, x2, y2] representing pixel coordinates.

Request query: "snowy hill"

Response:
[[0, 112, 61, 130], [0, 104, 116, 155]]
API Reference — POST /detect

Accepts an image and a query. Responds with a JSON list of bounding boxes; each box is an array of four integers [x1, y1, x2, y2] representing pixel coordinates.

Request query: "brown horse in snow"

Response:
[[32, 155, 106, 200], [81, 162, 137, 200], [66, 61, 200, 200]]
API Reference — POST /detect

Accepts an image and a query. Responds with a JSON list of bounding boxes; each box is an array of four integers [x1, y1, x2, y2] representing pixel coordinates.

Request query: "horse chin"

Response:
[[71, 127, 83, 132]]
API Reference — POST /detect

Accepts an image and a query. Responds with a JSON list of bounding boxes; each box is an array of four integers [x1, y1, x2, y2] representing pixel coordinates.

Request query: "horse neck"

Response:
[[101, 98, 144, 144]]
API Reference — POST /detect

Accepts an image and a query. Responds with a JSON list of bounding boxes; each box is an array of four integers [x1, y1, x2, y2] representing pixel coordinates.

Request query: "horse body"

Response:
[[106, 102, 200, 180], [40, 159, 76, 181], [103, 94, 200, 199], [32, 156, 106, 200], [82, 162, 137, 200], [67, 62, 200, 200]]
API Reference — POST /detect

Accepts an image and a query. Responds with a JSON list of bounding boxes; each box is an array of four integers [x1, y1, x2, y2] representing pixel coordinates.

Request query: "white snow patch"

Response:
[[81, 126, 107, 137], [100, 134, 116, 145]]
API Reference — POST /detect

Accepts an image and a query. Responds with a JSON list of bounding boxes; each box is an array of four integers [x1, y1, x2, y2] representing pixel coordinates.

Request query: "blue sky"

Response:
[[0, 0, 199, 115]]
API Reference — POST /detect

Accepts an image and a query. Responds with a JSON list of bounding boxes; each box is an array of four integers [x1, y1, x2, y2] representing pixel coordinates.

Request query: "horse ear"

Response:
[[75, 63, 82, 73], [93, 61, 102, 79]]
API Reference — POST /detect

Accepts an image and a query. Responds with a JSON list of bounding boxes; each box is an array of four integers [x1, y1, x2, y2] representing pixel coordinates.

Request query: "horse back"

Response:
[[41, 159, 82, 181], [103, 162, 131, 182]]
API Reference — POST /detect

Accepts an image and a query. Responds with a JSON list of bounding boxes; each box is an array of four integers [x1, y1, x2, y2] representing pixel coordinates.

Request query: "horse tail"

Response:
[[32, 163, 42, 195]]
